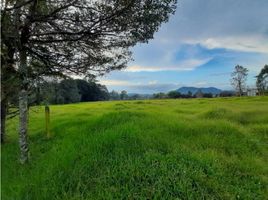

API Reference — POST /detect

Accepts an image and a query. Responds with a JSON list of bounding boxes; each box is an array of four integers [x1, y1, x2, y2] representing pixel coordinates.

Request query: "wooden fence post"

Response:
[[45, 105, 50, 138]]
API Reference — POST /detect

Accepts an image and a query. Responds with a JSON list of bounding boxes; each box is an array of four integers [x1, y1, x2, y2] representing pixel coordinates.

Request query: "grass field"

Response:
[[2, 97, 268, 199]]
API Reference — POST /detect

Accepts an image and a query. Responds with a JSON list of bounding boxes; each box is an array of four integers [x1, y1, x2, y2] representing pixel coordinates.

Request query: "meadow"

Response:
[[2, 97, 268, 199]]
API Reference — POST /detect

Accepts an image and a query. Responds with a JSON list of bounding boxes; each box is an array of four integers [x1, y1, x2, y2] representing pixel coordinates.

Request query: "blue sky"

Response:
[[99, 0, 268, 94]]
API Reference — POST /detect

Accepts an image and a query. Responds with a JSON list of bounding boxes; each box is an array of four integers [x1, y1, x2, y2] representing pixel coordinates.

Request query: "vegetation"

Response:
[[256, 65, 268, 95], [155, 90, 224, 99], [2, 97, 268, 199], [36, 78, 109, 105], [219, 90, 236, 97], [230, 65, 248, 96], [1, 0, 177, 162]]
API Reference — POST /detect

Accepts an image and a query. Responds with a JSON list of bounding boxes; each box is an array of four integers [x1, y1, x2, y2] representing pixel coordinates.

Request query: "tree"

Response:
[[153, 92, 167, 99], [203, 93, 213, 98], [120, 90, 128, 100], [41, 79, 60, 104], [109, 90, 120, 100], [230, 65, 248, 96], [58, 79, 81, 104], [97, 84, 109, 101], [167, 91, 181, 98], [1, 0, 177, 163], [131, 94, 141, 100], [36, 78, 108, 104], [76, 79, 92, 102], [187, 91, 192, 98], [256, 65, 268, 95], [219, 91, 235, 97], [76, 79, 109, 102], [1, 47, 20, 143]]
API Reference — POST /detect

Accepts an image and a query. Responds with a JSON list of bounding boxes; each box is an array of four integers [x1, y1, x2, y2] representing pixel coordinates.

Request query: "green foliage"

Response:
[[120, 90, 128, 100], [2, 97, 268, 199], [153, 92, 167, 99], [156, 91, 201, 99], [219, 90, 236, 97], [35, 78, 109, 105], [75, 79, 109, 102], [256, 64, 268, 95], [109, 90, 120, 100], [167, 90, 181, 98], [58, 79, 81, 104], [1, 0, 177, 78], [203, 93, 213, 98]]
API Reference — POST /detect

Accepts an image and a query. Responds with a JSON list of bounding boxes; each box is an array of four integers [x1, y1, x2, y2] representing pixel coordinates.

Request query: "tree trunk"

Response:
[[18, 49, 29, 164], [19, 89, 29, 163], [1, 98, 7, 143]]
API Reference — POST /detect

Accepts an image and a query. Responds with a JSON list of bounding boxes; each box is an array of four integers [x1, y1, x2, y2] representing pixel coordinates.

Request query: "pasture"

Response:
[[2, 97, 268, 199]]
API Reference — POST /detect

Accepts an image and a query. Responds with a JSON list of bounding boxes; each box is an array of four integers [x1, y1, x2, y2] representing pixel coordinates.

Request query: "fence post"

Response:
[[45, 105, 50, 138]]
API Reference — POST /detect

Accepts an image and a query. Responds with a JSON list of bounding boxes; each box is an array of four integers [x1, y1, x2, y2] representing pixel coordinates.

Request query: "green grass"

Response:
[[2, 97, 268, 199]]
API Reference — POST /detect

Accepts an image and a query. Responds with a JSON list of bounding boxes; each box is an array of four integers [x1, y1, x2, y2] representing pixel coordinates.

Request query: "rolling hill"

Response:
[[177, 87, 222, 95]]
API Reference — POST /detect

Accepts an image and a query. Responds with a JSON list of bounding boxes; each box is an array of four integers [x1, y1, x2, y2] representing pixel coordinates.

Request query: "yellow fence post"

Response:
[[45, 105, 50, 138]]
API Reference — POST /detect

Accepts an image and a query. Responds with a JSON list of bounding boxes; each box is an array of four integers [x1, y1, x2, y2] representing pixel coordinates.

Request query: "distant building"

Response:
[[247, 88, 258, 96]]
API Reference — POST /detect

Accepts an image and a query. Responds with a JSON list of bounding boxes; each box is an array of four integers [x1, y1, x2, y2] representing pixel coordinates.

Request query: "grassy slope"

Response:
[[1, 97, 268, 199]]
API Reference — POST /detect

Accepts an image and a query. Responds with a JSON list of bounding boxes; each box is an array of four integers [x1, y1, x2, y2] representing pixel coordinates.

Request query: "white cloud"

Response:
[[99, 80, 131, 86], [125, 58, 212, 72], [186, 36, 268, 54], [148, 80, 158, 85], [153, 0, 268, 53], [127, 0, 268, 73], [98, 79, 181, 93]]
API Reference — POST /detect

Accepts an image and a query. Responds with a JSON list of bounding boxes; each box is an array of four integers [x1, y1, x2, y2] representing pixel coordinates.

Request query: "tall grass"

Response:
[[2, 97, 268, 199]]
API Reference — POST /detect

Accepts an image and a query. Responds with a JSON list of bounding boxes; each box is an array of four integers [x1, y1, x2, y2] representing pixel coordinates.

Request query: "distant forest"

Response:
[[35, 79, 109, 105], [7, 78, 109, 106]]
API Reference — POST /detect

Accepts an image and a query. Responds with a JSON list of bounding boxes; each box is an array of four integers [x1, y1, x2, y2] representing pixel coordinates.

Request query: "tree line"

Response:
[[37, 78, 109, 105], [256, 65, 268, 95], [4, 78, 110, 106], [152, 90, 233, 99]]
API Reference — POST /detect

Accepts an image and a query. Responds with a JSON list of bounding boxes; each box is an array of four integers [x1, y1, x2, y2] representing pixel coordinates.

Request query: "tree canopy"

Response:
[[256, 65, 268, 95], [230, 65, 248, 96], [1, 0, 177, 77], [1, 0, 177, 162], [38, 78, 109, 104]]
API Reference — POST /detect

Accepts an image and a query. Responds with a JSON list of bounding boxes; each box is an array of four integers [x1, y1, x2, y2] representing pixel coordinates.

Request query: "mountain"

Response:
[[176, 87, 222, 95]]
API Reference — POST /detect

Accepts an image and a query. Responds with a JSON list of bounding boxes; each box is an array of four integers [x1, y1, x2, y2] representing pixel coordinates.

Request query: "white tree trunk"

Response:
[[19, 89, 29, 163], [18, 49, 29, 164]]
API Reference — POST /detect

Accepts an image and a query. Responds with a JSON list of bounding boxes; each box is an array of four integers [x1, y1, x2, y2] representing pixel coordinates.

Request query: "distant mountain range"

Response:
[[176, 87, 222, 95]]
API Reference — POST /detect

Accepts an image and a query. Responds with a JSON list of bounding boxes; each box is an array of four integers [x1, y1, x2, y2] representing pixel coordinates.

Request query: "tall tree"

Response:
[[230, 65, 248, 96], [1, 46, 20, 143], [76, 79, 109, 102], [153, 92, 166, 99], [1, 0, 177, 163], [109, 90, 120, 100], [120, 90, 128, 100], [58, 79, 81, 104], [167, 91, 181, 98], [256, 65, 268, 95]]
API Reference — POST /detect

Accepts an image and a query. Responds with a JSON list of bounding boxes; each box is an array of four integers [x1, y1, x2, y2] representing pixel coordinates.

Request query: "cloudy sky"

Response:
[[99, 0, 268, 94]]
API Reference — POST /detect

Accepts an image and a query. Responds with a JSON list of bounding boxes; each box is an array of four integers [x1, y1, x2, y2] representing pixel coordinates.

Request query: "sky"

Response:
[[99, 0, 268, 94]]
